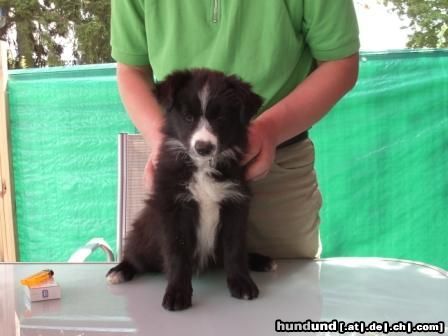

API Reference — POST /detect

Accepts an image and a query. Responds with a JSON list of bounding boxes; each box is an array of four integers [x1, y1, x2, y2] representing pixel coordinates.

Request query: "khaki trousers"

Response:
[[247, 138, 323, 259]]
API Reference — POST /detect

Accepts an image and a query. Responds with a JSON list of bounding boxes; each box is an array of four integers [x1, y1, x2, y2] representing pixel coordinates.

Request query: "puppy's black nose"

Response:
[[194, 141, 216, 156]]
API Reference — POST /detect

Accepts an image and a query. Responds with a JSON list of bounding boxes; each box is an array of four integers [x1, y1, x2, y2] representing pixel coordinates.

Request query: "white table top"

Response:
[[1, 258, 447, 335]]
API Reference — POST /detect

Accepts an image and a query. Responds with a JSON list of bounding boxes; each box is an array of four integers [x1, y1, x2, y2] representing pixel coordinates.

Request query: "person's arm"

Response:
[[116, 62, 165, 189], [116, 63, 164, 144], [111, 0, 165, 189], [243, 52, 359, 180]]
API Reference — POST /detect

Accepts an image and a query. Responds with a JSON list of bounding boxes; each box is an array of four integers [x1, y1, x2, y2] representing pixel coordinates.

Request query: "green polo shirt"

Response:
[[111, 0, 359, 111]]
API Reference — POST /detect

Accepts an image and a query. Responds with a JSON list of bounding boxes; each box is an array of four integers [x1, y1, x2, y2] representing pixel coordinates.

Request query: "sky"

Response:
[[355, 0, 411, 51]]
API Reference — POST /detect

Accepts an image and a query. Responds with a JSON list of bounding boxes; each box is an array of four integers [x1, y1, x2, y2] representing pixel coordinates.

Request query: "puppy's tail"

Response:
[[248, 253, 277, 272]]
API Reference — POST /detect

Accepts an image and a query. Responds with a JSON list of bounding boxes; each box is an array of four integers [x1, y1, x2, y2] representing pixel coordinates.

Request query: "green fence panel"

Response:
[[7, 50, 448, 268], [311, 50, 448, 269], [8, 64, 136, 261]]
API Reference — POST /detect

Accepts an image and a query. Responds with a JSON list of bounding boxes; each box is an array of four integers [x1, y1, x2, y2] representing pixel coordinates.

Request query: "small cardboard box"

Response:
[[24, 279, 61, 302]]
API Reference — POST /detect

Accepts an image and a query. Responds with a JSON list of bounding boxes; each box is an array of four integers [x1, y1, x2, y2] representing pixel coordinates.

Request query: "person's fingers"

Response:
[[242, 135, 261, 165], [142, 135, 163, 192], [241, 123, 259, 165], [143, 157, 155, 191], [242, 150, 258, 166], [246, 162, 269, 181], [248, 167, 270, 181], [245, 148, 273, 181]]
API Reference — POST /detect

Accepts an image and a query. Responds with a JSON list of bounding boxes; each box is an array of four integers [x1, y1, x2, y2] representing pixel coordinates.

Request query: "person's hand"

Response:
[[242, 119, 278, 181], [143, 134, 164, 192]]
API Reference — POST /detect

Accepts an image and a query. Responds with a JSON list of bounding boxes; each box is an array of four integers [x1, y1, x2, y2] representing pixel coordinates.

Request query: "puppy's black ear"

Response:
[[228, 75, 264, 125], [154, 70, 193, 111]]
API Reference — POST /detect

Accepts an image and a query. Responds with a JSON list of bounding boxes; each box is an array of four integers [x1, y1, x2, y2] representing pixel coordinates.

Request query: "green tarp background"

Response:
[[7, 50, 448, 269], [8, 65, 136, 262]]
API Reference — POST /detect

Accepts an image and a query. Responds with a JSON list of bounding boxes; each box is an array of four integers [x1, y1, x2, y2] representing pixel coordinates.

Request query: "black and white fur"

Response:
[[107, 69, 276, 311]]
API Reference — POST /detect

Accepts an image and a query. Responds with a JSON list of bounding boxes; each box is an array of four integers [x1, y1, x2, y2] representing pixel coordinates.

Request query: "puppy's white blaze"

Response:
[[106, 271, 125, 285], [190, 118, 218, 152], [198, 83, 210, 114], [188, 169, 247, 269]]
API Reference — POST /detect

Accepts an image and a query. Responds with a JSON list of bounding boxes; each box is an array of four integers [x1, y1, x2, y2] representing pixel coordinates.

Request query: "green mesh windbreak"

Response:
[[8, 64, 136, 261], [7, 50, 448, 268], [311, 50, 448, 269]]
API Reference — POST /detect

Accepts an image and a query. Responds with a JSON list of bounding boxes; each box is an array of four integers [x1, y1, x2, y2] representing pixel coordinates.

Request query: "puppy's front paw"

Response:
[[106, 261, 135, 285], [227, 275, 259, 300], [162, 284, 193, 311]]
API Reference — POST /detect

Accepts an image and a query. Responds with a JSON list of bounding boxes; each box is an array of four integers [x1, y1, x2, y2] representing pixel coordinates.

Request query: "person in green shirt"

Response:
[[111, 0, 360, 259]]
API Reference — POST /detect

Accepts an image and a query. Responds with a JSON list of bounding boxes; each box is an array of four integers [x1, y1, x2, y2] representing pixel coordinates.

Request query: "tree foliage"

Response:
[[384, 0, 448, 48], [0, 0, 112, 68]]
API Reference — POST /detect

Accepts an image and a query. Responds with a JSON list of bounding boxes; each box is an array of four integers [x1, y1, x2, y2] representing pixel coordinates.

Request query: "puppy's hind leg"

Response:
[[106, 260, 137, 285], [248, 253, 277, 272]]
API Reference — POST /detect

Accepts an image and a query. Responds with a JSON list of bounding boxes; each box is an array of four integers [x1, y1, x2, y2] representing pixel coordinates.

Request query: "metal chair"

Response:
[[69, 133, 149, 262]]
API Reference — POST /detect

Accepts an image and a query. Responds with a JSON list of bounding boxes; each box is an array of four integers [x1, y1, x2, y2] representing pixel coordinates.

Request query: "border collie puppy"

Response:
[[107, 69, 275, 311]]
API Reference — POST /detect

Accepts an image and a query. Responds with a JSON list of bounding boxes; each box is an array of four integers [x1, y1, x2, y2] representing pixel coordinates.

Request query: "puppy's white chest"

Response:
[[188, 170, 243, 268]]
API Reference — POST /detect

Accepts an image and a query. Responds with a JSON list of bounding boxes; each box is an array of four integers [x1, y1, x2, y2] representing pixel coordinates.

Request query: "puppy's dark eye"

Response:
[[216, 115, 227, 123], [182, 111, 194, 123], [211, 109, 227, 122], [215, 113, 226, 120]]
